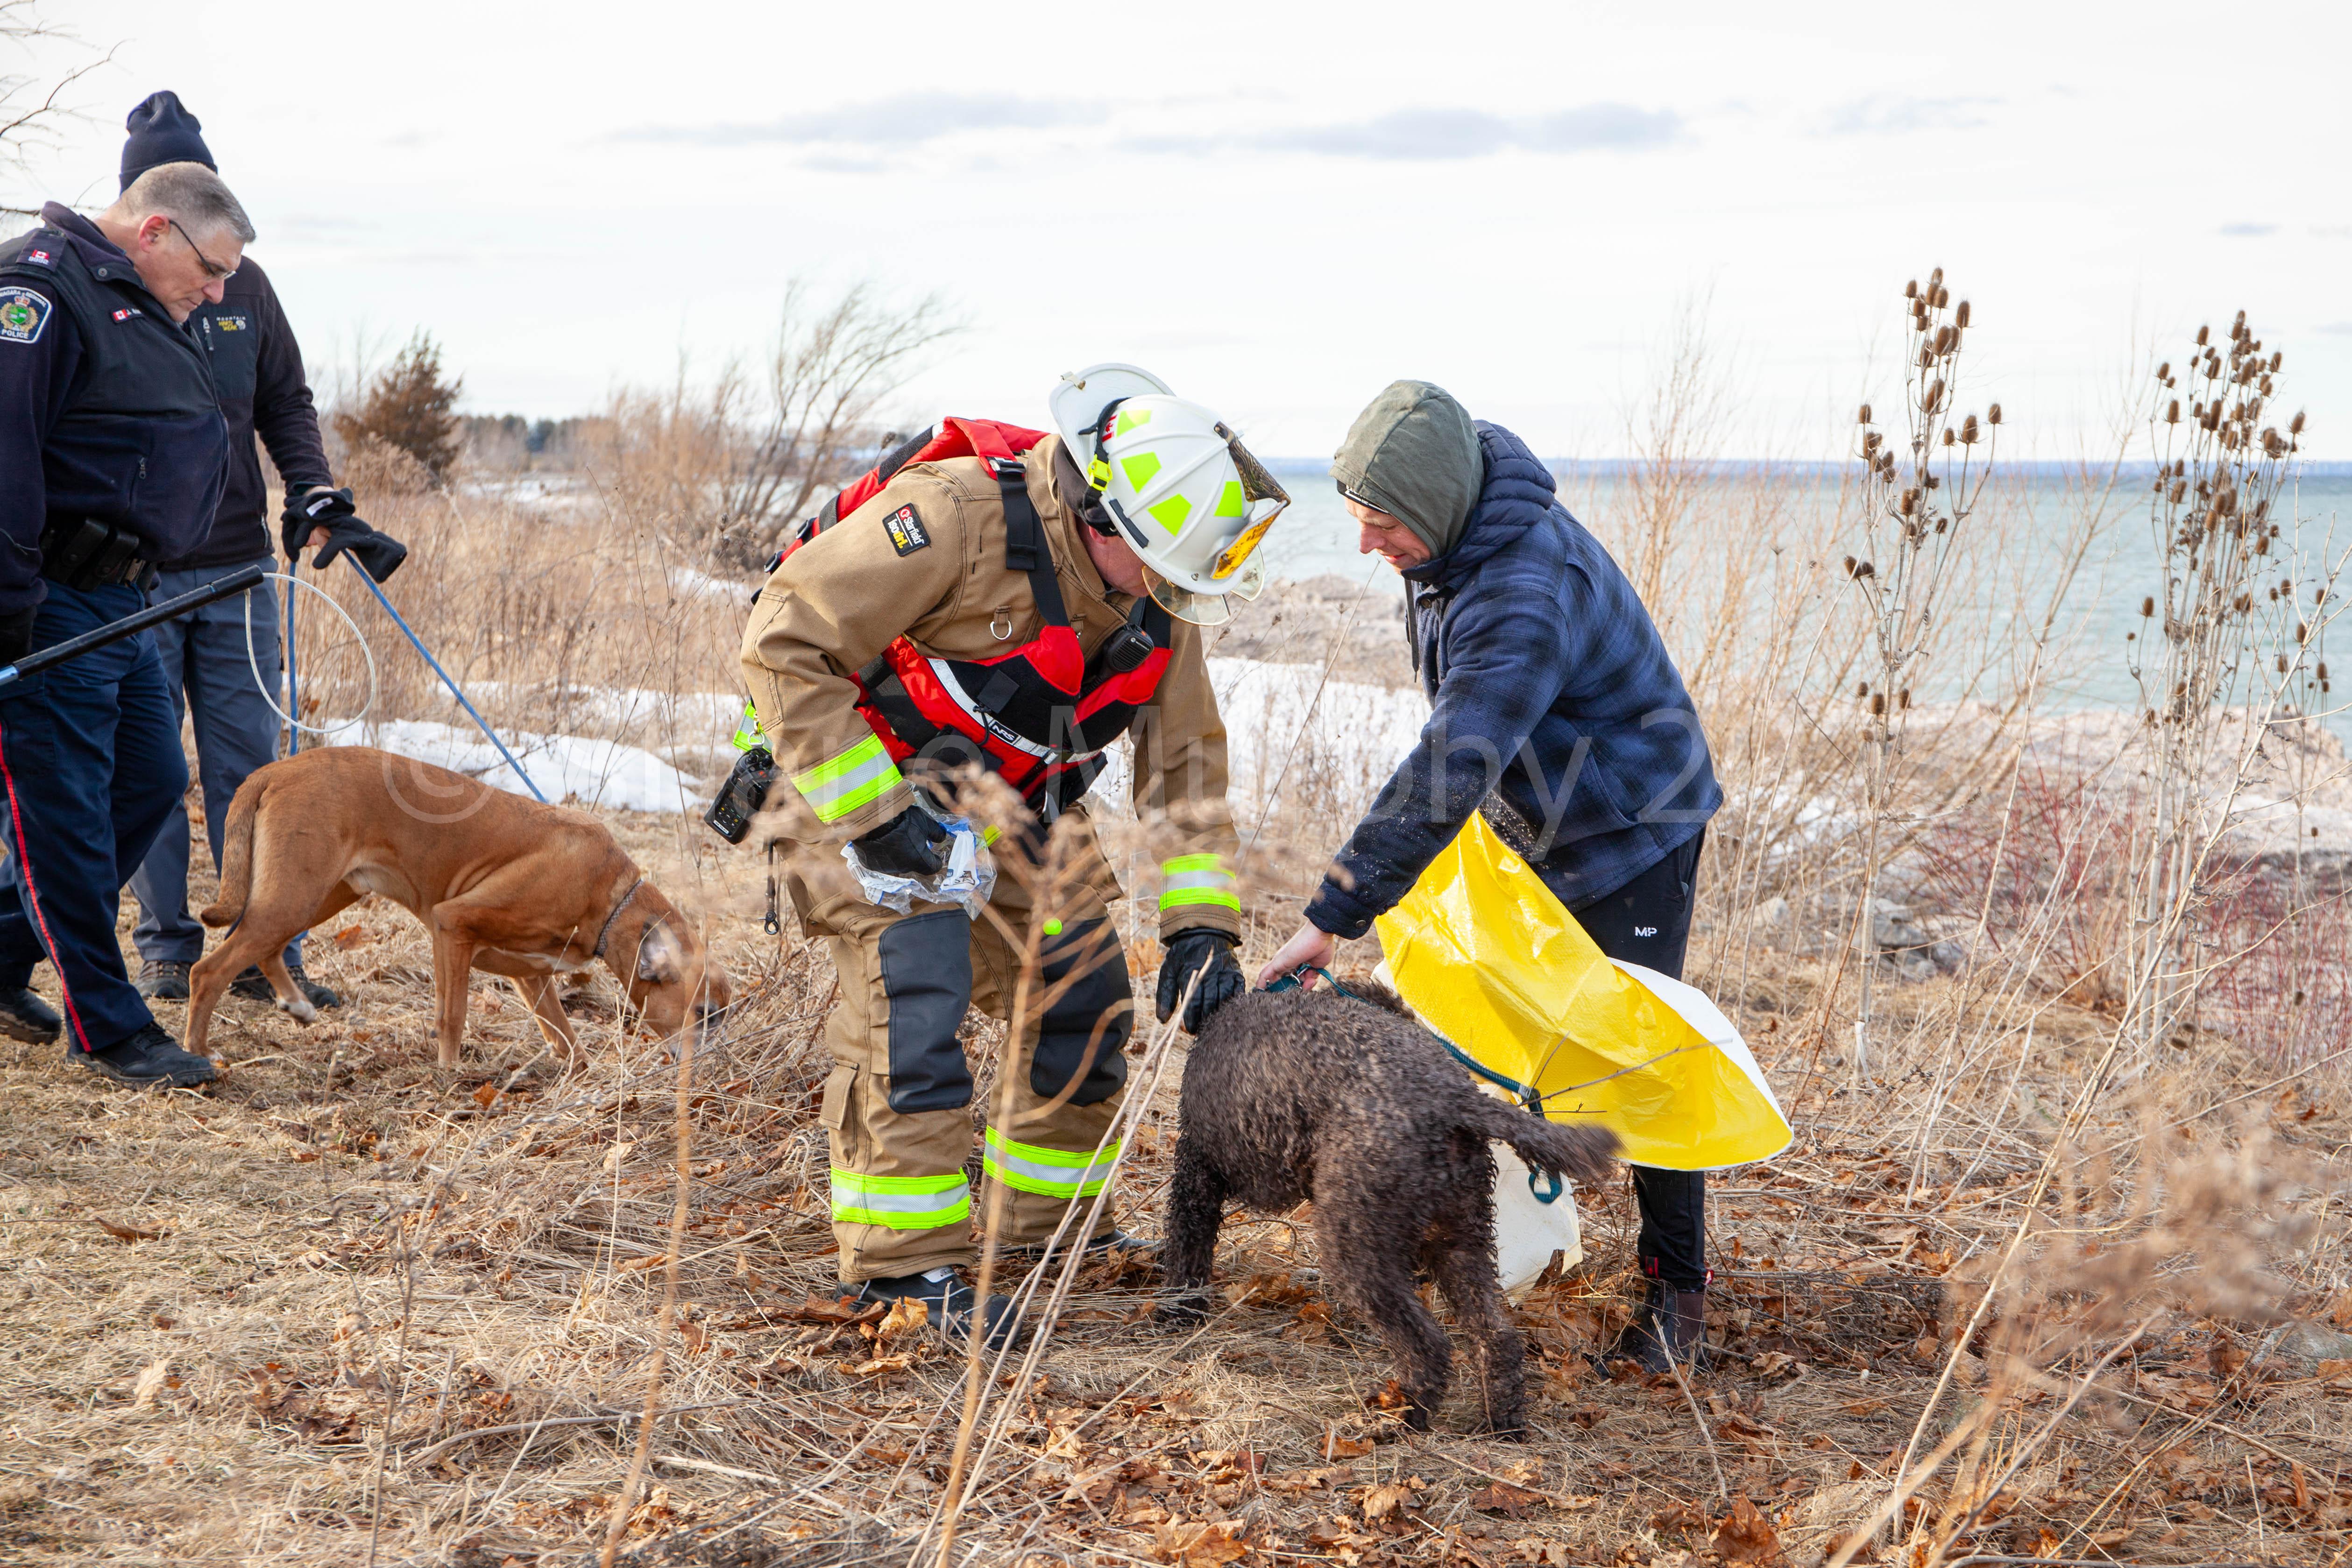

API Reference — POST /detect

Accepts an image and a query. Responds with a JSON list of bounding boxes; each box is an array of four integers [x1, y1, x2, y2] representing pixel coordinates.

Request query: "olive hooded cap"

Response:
[[1331, 380, 1483, 561]]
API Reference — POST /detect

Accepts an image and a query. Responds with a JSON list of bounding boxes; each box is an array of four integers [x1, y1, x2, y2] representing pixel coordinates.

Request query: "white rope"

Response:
[[243, 570, 378, 737]]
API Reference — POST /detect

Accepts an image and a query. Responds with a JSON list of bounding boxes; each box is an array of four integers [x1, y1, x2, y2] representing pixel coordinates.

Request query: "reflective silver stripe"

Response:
[[985, 1144, 1119, 1193], [923, 659, 1105, 765], [831, 1181, 969, 1215], [1162, 867, 1234, 894]]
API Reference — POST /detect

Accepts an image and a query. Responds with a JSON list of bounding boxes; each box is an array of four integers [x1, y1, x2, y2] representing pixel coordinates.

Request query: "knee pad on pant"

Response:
[[1032, 919, 1130, 1107], [878, 909, 975, 1112]]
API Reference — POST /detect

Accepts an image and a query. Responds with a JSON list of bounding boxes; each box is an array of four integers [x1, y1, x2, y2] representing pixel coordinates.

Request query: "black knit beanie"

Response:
[[120, 91, 216, 192]]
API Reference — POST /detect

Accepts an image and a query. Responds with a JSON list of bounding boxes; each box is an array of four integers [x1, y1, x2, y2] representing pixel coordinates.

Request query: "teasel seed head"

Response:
[[1942, 427, 1955, 447], [1870, 692, 1886, 716], [1857, 681, 1869, 698], [1955, 300, 1971, 328], [1856, 559, 1877, 578], [2233, 309, 2247, 337], [2270, 351, 2283, 372], [1905, 279, 1918, 299], [1960, 413, 1980, 444], [2141, 596, 2155, 617], [2299, 620, 2310, 644], [1924, 378, 1946, 412], [1987, 402, 2003, 426], [2196, 324, 2210, 347], [1930, 265, 1945, 288], [2290, 410, 2307, 435], [2321, 661, 2331, 681], [1858, 403, 1872, 426], [2157, 361, 2171, 381], [2167, 399, 2182, 425], [2278, 654, 2290, 673], [1899, 688, 1911, 710]]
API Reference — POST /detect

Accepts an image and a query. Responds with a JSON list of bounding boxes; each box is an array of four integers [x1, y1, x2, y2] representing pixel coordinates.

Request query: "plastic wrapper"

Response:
[[1374, 812, 1790, 1172], [843, 799, 997, 918]]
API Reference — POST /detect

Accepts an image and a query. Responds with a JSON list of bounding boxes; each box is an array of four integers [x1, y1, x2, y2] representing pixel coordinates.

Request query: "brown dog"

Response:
[[186, 747, 730, 1066]]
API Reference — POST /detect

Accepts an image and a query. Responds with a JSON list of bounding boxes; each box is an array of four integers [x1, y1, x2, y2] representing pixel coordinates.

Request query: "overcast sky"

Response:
[[10, 0, 2349, 459]]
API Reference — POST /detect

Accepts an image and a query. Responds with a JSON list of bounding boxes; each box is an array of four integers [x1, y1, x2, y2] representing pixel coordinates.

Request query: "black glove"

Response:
[[852, 805, 951, 879], [1156, 930, 1245, 1034], [281, 488, 409, 582], [0, 608, 35, 668]]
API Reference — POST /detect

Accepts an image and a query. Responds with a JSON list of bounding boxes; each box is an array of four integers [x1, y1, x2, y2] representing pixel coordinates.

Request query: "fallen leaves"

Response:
[[89, 1216, 163, 1244], [1712, 1493, 1783, 1564], [131, 1358, 172, 1409], [1322, 1429, 1375, 1460], [1471, 1481, 1546, 1519], [1152, 1518, 1248, 1566], [848, 1354, 912, 1378], [1357, 1476, 1422, 1521]]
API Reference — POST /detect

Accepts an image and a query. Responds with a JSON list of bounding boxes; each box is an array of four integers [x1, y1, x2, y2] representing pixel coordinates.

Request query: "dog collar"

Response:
[[592, 876, 645, 959]]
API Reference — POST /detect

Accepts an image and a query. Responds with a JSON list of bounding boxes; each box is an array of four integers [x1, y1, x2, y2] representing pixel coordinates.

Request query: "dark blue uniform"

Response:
[[128, 257, 332, 977], [0, 203, 222, 1057]]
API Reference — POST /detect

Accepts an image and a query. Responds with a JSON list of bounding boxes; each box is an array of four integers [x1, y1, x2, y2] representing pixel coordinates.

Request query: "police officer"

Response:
[[0, 161, 258, 1087], [113, 93, 406, 1010]]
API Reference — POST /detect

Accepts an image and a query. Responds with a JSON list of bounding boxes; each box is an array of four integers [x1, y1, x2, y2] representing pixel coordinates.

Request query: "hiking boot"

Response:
[[853, 1268, 1019, 1349], [135, 959, 191, 1000], [1601, 1279, 1712, 1373], [230, 964, 341, 1010], [0, 986, 61, 1044], [71, 1023, 217, 1089]]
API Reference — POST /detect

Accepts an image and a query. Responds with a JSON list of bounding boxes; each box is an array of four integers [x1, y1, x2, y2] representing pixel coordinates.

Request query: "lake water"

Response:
[[1251, 463, 2352, 738]]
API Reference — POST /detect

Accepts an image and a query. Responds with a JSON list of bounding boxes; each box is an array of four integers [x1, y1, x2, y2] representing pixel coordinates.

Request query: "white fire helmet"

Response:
[[1049, 363, 1289, 625]]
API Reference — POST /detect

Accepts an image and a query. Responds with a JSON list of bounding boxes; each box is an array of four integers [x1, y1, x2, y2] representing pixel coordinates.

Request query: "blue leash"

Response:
[[280, 552, 545, 804], [332, 554, 546, 802]]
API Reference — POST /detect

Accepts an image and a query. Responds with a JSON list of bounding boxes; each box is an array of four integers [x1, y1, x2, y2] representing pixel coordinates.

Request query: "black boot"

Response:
[[1602, 1278, 1711, 1371], [0, 986, 61, 1044], [853, 1268, 1019, 1349], [229, 964, 341, 1009], [71, 1023, 217, 1089], [134, 960, 191, 1001]]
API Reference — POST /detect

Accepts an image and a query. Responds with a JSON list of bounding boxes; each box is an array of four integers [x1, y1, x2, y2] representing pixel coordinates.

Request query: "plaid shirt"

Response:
[[1305, 422, 1720, 938]]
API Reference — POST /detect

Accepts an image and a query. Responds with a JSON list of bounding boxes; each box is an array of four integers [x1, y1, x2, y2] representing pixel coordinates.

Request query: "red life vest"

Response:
[[771, 418, 1175, 817]]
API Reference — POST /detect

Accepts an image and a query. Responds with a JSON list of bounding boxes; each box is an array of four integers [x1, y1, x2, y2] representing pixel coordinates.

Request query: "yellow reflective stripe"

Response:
[[1160, 853, 1239, 912], [792, 734, 901, 822], [830, 1168, 971, 1230], [731, 701, 763, 752], [983, 1128, 1121, 1199]]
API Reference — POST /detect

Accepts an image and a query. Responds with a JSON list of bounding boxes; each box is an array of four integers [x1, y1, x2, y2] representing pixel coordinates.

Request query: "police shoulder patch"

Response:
[[883, 503, 931, 557], [0, 289, 50, 345]]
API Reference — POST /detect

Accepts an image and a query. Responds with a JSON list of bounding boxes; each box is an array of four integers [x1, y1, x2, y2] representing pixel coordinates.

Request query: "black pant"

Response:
[[1570, 830, 1708, 1290]]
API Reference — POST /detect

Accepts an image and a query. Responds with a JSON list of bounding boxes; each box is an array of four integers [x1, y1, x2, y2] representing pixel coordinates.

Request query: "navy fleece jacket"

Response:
[[1304, 422, 1721, 937]]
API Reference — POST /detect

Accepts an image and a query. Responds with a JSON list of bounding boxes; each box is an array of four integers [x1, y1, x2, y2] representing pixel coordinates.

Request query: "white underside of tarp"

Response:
[[1608, 957, 1790, 1128]]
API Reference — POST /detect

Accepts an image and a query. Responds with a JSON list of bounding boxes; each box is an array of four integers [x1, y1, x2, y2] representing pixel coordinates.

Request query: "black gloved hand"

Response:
[[281, 487, 409, 582], [852, 804, 951, 879], [1156, 929, 1245, 1034], [0, 608, 35, 668]]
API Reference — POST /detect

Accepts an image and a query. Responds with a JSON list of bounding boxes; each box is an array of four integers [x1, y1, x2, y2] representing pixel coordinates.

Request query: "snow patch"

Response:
[[322, 721, 701, 815]]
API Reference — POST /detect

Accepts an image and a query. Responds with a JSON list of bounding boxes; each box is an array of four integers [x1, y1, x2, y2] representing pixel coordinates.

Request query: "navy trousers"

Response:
[[1573, 829, 1710, 1290], [129, 558, 298, 966], [0, 581, 189, 1053]]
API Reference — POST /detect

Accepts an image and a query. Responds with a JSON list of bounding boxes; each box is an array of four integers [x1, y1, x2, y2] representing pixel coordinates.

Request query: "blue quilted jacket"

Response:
[[1304, 422, 1721, 937]]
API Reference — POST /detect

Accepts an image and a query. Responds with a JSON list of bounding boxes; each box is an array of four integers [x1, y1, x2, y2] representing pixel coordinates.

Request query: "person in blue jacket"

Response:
[[1257, 380, 1723, 1369], [0, 161, 258, 1087], [111, 92, 406, 1010]]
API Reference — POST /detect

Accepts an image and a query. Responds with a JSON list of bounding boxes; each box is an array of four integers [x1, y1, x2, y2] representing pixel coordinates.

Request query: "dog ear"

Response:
[[636, 923, 682, 985]]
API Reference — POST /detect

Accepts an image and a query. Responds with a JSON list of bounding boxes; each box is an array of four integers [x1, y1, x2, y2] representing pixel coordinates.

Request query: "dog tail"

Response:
[[1460, 1094, 1621, 1187], [200, 775, 266, 929]]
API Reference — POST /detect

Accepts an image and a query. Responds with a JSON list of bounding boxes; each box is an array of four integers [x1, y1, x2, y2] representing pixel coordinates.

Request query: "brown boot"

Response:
[[1637, 1286, 1709, 1372]]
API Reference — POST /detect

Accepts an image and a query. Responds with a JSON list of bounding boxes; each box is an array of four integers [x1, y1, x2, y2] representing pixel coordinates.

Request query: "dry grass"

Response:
[[5, 295, 2349, 1566]]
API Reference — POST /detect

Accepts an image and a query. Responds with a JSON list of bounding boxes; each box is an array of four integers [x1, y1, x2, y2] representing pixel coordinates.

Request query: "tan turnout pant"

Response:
[[788, 825, 1133, 1282]]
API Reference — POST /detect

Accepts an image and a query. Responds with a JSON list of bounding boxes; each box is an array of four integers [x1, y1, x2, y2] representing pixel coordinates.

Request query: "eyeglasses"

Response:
[[168, 217, 236, 283]]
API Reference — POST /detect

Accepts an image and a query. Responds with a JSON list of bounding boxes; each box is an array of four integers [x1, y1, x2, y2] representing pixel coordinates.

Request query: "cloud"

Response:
[[1823, 95, 1998, 135], [2217, 222, 2279, 238], [623, 93, 1105, 150], [1139, 103, 1683, 162]]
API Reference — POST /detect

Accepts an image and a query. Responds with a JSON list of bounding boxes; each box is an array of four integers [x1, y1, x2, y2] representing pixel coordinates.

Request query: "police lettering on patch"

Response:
[[215, 315, 248, 332], [0, 290, 50, 346], [883, 504, 931, 556]]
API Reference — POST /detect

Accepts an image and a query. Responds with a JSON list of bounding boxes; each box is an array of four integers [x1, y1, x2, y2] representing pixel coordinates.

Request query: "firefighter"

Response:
[[740, 365, 1282, 1343]]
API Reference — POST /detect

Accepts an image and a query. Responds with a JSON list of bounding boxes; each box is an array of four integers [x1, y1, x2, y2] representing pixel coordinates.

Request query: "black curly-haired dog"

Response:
[[1161, 981, 1619, 1435]]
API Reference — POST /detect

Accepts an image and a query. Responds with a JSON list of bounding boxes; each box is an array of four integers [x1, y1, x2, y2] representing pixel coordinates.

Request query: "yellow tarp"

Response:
[[1374, 814, 1790, 1172]]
